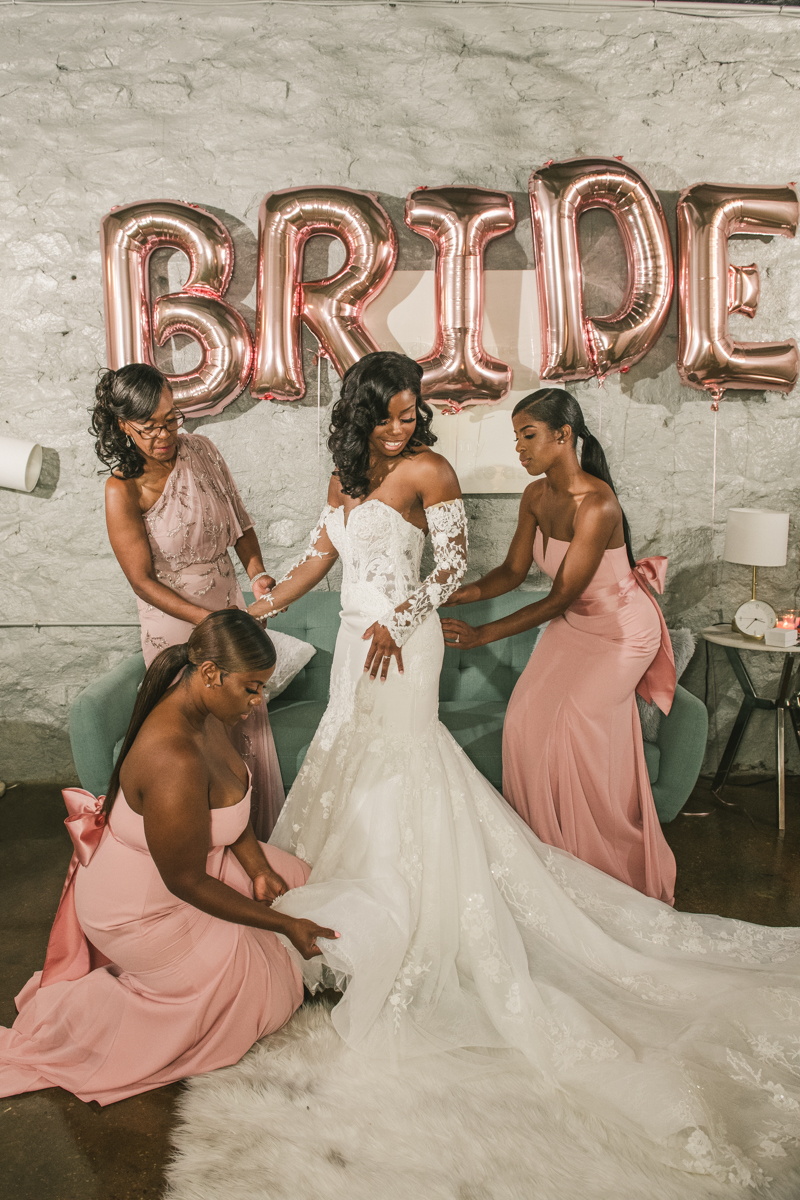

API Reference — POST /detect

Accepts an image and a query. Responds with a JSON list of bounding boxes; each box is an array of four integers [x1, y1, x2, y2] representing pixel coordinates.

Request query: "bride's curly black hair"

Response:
[[90, 363, 168, 479], [328, 352, 435, 498]]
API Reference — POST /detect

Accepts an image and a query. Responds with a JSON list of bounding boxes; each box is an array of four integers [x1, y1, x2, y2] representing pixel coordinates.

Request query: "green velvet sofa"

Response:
[[69, 589, 708, 823]]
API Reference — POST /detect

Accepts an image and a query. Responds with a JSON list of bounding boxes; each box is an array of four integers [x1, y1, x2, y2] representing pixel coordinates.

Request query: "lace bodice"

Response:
[[275, 498, 468, 646]]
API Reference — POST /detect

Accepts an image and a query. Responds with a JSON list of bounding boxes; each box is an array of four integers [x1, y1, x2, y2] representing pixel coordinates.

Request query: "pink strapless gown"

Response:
[[502, 529, 677, 904], [0, 781, 308, 1105], [138, 431, 284, 840]]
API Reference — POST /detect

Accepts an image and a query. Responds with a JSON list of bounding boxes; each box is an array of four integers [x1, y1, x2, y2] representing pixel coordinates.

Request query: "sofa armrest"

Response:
[[69, 653, 146, 797], [651, 683, 708, 823]]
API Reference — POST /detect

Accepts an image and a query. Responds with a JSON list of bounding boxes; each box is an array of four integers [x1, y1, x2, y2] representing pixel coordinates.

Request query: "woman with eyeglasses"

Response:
[[91, 363, 285, 838]]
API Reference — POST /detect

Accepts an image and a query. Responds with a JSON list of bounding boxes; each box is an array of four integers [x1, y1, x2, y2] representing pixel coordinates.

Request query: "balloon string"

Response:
[[317, 349, 322, 498], [710, 405, 719, 603]]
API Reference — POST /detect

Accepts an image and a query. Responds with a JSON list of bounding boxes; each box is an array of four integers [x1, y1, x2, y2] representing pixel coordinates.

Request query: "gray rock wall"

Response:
[[2, 2, 800, 782]]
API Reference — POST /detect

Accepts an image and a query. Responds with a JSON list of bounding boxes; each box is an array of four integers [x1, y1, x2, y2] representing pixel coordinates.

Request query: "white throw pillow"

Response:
[[264, 628, 317, 701]]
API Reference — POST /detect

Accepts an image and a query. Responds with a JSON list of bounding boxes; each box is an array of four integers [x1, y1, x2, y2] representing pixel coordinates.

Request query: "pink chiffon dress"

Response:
[[136, 431, 284, 839], [502, 528, 677, 904], [0, 779, 309, 1105]]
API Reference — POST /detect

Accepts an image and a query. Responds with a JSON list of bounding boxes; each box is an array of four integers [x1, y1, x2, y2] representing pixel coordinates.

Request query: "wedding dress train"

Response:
[[269, 497, 800, 1188]]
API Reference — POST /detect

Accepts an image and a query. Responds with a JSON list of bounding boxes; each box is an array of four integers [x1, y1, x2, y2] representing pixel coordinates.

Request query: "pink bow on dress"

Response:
[[632, 554, 668, 596], [38, 789, 112, 989], [64, 787, 107, 866], [632, 556, 676, 716]]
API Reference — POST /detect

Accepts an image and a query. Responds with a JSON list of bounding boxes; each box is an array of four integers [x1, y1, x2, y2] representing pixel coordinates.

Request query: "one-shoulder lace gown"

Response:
[[269, 498, 800, 1187]]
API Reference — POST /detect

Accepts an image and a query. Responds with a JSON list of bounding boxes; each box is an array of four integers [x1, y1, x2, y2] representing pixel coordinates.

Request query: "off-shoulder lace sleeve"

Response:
[[385, 498, 468, 647], [260, 504, 339, 615]]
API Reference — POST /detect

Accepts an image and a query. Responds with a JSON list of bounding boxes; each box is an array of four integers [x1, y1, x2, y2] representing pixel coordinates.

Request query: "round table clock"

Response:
[[731, 599, 777, 640]]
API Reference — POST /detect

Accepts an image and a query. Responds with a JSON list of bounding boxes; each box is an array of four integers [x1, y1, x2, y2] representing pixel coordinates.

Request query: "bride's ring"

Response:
[[455, 634, 460, 643]]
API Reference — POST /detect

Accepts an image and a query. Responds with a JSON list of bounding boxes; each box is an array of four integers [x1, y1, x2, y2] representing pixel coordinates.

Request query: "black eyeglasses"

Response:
[[128, 412, 185, 440]]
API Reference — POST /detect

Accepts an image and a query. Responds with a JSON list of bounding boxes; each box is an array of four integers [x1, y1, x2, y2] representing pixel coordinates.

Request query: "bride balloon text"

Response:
[[100, 159, 799, 415]]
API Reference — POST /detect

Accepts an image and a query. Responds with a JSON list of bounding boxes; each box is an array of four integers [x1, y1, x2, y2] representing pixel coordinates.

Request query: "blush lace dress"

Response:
[[266, 497, 800, 1189], [136, 432, 284, 838]]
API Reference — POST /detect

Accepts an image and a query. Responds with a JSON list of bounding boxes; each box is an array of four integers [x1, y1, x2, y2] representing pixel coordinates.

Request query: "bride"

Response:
[[249, 351, 800, 1187]]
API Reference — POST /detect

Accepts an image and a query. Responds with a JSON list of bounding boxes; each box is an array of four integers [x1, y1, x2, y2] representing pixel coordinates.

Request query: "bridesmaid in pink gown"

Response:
[[442, 388, 676, 904], [92, 364, 284, 838], [0, 611, 335, 1104]]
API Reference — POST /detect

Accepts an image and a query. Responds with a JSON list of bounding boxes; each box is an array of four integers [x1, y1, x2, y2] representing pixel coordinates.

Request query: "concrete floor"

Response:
[[2, 776, 799, 1200]]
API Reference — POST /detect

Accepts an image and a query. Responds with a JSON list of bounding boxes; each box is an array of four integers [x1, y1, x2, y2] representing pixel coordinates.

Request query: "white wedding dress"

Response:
[[270, 497, 800, 1189]]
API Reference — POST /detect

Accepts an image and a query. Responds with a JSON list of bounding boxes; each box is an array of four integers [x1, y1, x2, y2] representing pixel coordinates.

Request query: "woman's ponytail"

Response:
[[103, 643, 191, 814], [577, 428, 636, 569], [512, 387, 637, 569]]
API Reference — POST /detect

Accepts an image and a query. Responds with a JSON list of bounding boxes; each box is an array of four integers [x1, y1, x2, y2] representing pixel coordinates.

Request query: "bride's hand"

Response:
[[287, 918, 339, 960], [252, 866, 289, 904], [362, 623, 404, 681], [441, 619, 486, 650], [441, 583, 480, 607]]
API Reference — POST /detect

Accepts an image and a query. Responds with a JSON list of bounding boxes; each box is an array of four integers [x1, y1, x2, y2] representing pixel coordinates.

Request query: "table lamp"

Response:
[[723, 508, 789, 639]]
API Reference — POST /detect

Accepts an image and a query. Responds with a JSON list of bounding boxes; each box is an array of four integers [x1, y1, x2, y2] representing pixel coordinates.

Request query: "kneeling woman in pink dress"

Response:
[[92, 363, 284, 838], [0, 610, 334, 1105], [442, 388, 677, 905]]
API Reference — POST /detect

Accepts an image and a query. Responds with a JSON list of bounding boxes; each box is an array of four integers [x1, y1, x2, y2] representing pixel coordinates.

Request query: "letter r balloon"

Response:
[[529, 157, 673, 382], [100, 200, 253, 417], [404, 187, 516, 407], [252, 187, 397, 402]]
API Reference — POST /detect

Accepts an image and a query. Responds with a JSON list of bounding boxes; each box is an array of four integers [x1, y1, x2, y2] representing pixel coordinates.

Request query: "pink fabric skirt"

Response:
[[502, 586, 677, 905], [0, 829, 308, 1105]]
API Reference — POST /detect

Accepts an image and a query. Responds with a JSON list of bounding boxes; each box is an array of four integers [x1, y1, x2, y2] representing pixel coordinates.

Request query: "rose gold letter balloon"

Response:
[[677, 183, 799, 403], [252, 187, 397, 401], [529, 157, 673, 381], [404, 186, 515, 406], [100, 201, 253, 416]]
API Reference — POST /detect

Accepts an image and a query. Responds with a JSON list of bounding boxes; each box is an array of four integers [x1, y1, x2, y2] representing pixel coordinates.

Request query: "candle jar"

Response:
[[776, 608, 800, 629]]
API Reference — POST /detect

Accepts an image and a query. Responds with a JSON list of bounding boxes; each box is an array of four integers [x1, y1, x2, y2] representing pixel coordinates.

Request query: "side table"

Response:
[[702, 626, 800, 834]]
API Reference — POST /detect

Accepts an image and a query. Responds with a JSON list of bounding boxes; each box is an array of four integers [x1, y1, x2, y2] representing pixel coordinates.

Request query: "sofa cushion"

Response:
[[269, 700, 328, 791], [439, 700, 507, 790], [438, 592, 546, 702], [642, 739, 660, 786], [249, 591, 340, 705]]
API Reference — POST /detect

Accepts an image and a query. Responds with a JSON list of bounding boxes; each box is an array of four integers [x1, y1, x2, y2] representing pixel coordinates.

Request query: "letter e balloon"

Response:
[[677, 183, 799, 405]]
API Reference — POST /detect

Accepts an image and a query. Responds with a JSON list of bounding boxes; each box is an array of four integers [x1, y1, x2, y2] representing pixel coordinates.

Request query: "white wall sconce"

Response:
[[0, 436, 43, 492]]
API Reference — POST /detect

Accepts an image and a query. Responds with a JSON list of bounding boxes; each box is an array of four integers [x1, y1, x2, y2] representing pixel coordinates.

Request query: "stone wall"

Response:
[[2, 1, 800, 782]]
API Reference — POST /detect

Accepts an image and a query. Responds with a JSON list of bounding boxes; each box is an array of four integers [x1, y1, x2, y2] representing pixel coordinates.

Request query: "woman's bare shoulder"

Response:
[[406, 448, 459, 488], [105, 473, 141, 510], [574, 486, 620, 532], [123, 715, 207, 794], [521, 478, 546, 513]]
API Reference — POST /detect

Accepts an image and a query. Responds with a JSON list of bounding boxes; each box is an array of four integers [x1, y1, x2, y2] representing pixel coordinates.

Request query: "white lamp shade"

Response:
[[0, 436, 42, 493], [723, 508, 789, 568]]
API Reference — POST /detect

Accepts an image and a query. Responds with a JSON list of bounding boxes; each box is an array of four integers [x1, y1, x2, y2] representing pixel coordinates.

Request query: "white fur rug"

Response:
[[166, 999, 783, 1200]]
